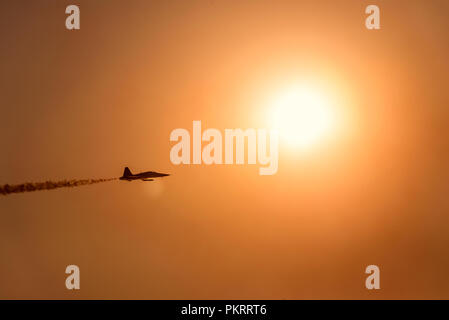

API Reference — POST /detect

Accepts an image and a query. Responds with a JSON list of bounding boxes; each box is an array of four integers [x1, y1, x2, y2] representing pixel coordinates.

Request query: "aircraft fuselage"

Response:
[[119, 168, 170, 181]]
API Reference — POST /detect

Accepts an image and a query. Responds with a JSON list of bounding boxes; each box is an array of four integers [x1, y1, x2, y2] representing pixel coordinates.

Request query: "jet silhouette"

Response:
[[119, 167, 170, 181]]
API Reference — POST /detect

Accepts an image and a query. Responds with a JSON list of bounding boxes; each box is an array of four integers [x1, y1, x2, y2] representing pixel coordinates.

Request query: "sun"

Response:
[[269, 85, 336, 149]]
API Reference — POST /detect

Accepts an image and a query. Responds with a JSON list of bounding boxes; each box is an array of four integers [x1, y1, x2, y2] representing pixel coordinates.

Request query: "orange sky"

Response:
[[1, 0, 449, 299]]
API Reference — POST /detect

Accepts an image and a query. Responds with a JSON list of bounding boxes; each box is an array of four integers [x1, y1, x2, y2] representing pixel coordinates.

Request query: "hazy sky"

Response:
[[1, 0, 448, 299]]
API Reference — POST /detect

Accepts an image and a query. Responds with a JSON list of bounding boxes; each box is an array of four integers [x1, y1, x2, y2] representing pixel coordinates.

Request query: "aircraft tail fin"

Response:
[[123, 167, 132, 177]]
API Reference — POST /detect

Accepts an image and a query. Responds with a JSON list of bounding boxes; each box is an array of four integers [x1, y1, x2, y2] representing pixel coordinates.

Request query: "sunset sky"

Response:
[[1, 0, 448, 299]]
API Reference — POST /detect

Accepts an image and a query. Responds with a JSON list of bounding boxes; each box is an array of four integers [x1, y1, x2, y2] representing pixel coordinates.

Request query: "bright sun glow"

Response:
[[270, 86, 336, 149]]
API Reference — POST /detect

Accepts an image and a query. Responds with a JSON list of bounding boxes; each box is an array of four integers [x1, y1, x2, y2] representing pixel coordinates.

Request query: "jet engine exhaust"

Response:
[[0, 178, 117, 196]]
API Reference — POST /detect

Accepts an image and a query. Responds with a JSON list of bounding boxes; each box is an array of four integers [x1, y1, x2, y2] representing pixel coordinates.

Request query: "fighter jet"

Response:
[[119, 167, 170, 182]]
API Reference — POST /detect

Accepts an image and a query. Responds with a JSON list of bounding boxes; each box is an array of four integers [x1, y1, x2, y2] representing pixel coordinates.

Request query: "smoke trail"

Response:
[[0, 178, 117, 196]]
